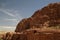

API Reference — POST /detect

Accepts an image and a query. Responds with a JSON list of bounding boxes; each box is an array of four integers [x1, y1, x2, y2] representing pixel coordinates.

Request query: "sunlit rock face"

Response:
[[11, 29, 60, 40], [15, 3, 60, 32], [10, 2, 60, 40]]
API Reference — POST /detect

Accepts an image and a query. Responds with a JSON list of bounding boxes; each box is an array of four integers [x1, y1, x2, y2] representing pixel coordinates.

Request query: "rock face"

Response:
[[11, 3, 60, 40], [2, 32, 13, 40], [12, 29, 60, 40], [15, 3, 60, 32]]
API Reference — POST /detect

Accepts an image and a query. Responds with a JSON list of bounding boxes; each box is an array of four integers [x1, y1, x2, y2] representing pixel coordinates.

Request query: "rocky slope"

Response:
[[15, 3, 60, 32], [5, 2, 60, 40]]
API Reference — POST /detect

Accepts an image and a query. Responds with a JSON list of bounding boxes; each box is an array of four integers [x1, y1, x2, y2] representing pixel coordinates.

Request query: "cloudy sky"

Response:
[[0, 0, 60, 32]]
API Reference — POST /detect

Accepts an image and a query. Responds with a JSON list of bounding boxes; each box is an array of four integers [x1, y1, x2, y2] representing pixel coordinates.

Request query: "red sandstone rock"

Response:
[[15, 3, 60, 32], [12, 29, 60, 40], [11, 2, 60, 40]]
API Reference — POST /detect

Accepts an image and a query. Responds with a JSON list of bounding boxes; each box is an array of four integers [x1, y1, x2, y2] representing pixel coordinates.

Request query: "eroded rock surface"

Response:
[[11, 2, 60, 40], [15, 3, 60, 32]]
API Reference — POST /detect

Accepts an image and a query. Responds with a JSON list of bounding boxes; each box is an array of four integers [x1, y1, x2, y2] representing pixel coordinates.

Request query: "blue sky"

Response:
[[0, 0, 60, 32]]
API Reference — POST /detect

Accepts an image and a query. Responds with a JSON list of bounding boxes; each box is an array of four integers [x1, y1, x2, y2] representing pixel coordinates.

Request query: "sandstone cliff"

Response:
[[15, 3, 60, 32], [10, 2, 60, 40]]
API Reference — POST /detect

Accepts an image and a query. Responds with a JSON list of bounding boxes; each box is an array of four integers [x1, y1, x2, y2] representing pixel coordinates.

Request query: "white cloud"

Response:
[[0, 9, 23, 23], [0, 9, 23, 20], [3, 26, 16, 29], [0, 26, 16, 32], [0, 8, 23, 27], [4, 18, 18, 22], [0, 9, 15, 17], [0, 19, 18, 23]]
